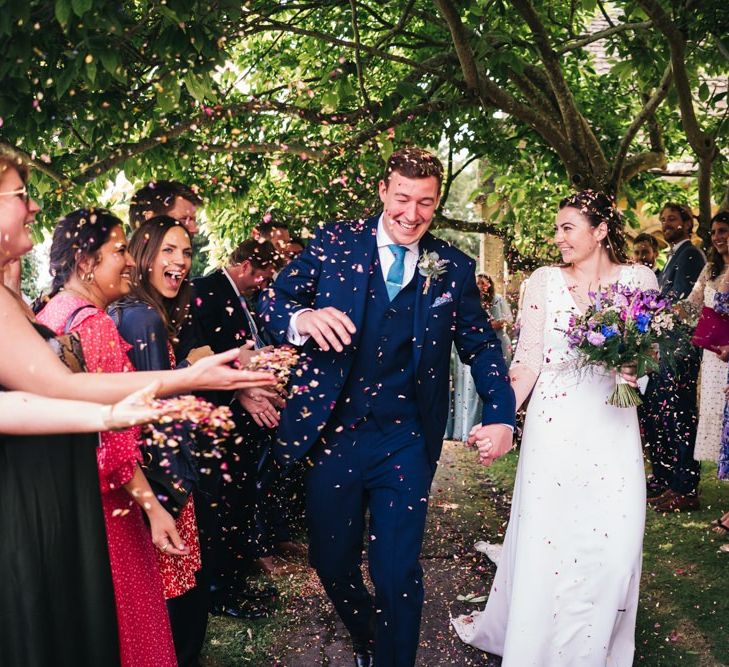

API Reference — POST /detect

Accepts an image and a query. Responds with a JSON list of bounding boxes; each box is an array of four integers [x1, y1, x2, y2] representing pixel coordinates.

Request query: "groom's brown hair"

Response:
[[383, 147, 443, 189]]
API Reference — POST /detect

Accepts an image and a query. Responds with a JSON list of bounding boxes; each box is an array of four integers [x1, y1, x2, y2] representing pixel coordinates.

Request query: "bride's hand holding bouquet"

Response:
[[565, 283, 681, 407]]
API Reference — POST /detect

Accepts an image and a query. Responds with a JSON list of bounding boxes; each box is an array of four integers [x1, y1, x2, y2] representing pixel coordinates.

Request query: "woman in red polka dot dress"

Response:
[[37, 208, 178, 667]]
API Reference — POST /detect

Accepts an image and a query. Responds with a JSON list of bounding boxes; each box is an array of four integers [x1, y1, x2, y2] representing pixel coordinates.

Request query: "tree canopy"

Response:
[[1, 0, 727, 264]]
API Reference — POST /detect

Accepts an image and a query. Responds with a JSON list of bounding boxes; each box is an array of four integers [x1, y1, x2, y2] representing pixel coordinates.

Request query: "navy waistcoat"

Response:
[[334, 259, 419, 429]]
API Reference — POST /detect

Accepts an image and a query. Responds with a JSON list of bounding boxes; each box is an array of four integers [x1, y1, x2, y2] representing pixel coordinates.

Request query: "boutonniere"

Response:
[[417, 251, 449, 294]]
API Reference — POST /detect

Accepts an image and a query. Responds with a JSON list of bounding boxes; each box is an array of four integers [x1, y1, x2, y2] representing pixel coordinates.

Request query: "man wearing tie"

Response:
[[642, 203, 705, 512], [188, 239, 283, 613], [260, 148, 515, 667]]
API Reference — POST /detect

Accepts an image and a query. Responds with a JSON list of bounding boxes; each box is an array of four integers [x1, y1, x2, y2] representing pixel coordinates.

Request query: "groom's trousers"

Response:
[[305, 417, 433, 667]]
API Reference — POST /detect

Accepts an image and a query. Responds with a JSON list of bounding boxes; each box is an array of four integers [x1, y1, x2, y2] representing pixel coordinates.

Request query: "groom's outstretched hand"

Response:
[[468, 423, 513, 467], [297, 307, 357, 352]]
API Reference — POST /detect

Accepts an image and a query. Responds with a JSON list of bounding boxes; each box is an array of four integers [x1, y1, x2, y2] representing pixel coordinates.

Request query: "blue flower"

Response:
[[601, 325, 618, 338], [635, 313, 651, 333]]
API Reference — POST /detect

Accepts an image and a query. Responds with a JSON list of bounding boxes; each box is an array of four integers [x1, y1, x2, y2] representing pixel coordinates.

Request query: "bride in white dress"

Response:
[[454, 191, 658, 665]]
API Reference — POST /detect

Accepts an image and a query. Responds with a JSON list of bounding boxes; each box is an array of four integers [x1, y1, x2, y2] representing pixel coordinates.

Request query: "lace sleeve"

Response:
[[630, 263, 660, 292], [511, 266, 550, 377], [685, 265, 709, 308]]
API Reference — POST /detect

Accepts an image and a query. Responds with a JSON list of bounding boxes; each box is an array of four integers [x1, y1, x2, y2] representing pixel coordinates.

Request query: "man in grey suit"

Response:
[[642, 203, 705, 512]]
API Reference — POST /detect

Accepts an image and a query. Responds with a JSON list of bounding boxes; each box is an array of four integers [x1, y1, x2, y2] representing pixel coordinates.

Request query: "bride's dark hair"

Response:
[[559, 190, 628, 264]]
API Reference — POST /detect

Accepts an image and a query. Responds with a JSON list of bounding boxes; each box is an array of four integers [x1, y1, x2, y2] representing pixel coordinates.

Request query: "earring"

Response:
[[83, 271, 95, 283]]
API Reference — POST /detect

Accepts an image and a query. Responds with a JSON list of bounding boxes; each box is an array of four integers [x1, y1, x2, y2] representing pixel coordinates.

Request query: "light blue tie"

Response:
[[385, 244, 407, 301]]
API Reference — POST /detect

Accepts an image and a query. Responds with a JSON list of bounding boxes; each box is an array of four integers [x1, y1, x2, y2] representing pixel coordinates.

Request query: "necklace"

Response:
[[61, 286, 102, 308]]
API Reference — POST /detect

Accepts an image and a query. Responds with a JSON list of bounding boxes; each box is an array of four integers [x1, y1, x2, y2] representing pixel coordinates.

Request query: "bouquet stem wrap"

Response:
[[609, 374, 642, 408]]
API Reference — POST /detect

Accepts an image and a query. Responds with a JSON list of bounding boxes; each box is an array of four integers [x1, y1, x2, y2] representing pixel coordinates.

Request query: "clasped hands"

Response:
[[468, 423, 513, 467], [236, 342, 287, 428]]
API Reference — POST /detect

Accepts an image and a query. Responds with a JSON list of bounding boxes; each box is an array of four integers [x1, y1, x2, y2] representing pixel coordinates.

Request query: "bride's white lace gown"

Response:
[[453, 263, 658, 666]]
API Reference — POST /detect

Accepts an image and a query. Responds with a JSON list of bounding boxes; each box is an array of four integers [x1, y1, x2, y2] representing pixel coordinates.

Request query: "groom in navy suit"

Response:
[[260, 148, 515, 667]]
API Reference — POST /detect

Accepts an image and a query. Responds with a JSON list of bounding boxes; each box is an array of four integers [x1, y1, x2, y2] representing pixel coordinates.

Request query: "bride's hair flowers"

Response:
[[565, 283, 680, 407]]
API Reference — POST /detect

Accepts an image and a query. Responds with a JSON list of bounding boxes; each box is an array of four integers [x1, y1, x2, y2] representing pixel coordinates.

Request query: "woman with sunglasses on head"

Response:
[[36, 209, 180, 667], [0, 155, 275, 667]]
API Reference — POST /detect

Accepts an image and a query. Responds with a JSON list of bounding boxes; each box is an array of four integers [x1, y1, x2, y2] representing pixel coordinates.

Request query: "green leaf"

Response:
[[698, 82, 710, 101], [156, 78, 181, 113], [99, 50, 120, 77], [320, 90, 338, 112], [55, 64, 76, 98], [183, 72, 207, 102], [85, 60, 97, 85], [157, 5, 181, 24], [378, 136, 393, 162], [71, 0, 92, 18], [55, 0, 72, 26], [395, 81, 423, 99]]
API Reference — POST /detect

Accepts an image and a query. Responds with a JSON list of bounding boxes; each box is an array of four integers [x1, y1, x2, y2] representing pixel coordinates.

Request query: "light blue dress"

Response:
[[447, 295, 513, 440]]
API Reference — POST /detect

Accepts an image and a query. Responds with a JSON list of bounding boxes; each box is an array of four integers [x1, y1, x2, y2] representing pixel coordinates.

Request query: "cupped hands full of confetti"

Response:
[[142, 394, 235, 447], [245, 345, 307, 394]]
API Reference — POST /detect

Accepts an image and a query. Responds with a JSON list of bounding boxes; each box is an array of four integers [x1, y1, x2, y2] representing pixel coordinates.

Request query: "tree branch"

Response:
[[349, 0, 375, 119], [509, 0, 593, 166], [636, 0, 716, 228], [337, 99, 465, 152], [432, 213, 504, 237], [0, 141, 74, 187], [610, 63, 673, 190], [555, 21, 653, 54], [433, 0, 581, 178], [197, 141, 327, 160], [696, 155, 714, 243], [622, 151, 668, 183], [374, 0, 417, 49], [636, 0, 715, 159], [248, 15, 448, 78], [507, 68, 560, 121], [439, 139, 456, 211]]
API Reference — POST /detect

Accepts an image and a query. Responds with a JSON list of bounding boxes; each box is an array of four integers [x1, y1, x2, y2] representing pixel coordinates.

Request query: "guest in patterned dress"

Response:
[[110, 216, 206, 667], [686, 214, 729, 467], [36, 209, 179, 667], [698, 212, 729, 540]]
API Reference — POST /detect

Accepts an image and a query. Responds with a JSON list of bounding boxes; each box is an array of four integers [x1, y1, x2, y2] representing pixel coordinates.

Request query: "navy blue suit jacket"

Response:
[[658, 241, 705, 302], [259, 215, 516, 468]]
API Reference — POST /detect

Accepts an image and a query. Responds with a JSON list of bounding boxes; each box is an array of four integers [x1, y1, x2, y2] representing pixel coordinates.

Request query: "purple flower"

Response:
[[586, 330, 606, 346]]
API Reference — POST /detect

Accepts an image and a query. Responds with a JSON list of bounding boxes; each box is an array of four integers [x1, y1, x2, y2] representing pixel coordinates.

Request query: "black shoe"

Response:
[[238, 583, 278, 601], [353, 650, 374, 667], [210, 599, 271, 620]]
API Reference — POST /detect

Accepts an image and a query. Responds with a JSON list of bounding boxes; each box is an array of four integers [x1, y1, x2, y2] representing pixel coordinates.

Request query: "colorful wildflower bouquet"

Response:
[[566, 284, 678, 407]]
